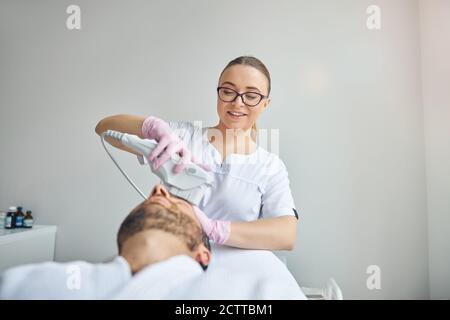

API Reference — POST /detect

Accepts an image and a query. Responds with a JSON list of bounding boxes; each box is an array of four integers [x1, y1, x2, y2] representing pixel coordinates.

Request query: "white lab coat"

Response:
[[166, 121, 300, 222]]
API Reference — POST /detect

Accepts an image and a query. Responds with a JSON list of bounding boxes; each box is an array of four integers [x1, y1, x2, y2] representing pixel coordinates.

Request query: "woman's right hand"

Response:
[[142, 116, 210, 173]]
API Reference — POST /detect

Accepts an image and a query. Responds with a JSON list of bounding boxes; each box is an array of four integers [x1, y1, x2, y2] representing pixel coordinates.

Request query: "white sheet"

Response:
[[188, 244, 307, 299], [116, 244, 307, 300], [0, 244, 306, 300], [0, 257, 131, 299]]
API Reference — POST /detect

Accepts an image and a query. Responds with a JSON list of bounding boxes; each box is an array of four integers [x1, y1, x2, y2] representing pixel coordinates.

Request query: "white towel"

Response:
[[0, 257, 131, 299], [113, 255, 203, 299], [0, 245, 306, 300], [115, 245, 306, 300], [167, 245, 307, 300]]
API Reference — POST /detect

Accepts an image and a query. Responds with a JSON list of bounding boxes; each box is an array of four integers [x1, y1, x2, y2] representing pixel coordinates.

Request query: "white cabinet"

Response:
[[0, 225, 57, 273]]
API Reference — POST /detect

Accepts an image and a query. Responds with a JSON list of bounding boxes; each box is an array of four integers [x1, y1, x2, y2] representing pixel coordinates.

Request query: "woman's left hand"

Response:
[[192, 205, 231, 245]]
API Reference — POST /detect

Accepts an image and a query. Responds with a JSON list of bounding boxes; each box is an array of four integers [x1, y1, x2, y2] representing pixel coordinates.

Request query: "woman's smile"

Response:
[[227, 110, 247, 120]]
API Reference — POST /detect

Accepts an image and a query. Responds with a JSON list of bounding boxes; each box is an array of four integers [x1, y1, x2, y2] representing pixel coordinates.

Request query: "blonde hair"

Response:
[[251, 123, 257, 141]]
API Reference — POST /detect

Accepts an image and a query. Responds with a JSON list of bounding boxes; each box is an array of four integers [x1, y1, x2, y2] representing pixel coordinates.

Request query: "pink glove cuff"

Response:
[[211, 220, 231, 245]]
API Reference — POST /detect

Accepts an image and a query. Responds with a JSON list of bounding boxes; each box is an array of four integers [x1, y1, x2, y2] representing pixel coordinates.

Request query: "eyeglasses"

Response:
[[217, 87, 268, 107]]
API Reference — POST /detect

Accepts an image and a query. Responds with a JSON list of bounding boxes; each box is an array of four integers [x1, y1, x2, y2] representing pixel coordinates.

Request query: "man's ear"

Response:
[[194, 244, 211, 269]]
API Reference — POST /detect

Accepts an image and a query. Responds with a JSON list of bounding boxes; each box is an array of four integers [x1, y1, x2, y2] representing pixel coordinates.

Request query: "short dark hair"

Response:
[[117, 202, 211, 269]]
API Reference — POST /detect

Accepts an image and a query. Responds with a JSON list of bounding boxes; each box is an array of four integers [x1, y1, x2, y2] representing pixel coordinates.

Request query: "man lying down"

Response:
[[0, 185, 306, 300]]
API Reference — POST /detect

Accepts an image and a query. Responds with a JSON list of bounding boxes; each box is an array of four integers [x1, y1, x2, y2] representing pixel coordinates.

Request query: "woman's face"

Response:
[[217, 64, 271, 132]]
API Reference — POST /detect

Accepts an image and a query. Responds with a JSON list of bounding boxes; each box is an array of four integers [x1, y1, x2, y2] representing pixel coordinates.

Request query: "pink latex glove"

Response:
[[192, 205, 231, 245], [141, 116, 210, 173]]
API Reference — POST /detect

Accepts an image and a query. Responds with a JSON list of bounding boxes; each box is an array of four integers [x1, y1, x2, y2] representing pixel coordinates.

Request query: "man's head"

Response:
[[117, 184, 211, 274]]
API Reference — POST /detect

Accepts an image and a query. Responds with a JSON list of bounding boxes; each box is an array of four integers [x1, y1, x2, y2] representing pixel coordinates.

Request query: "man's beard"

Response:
[[144, 204, 203, 251]]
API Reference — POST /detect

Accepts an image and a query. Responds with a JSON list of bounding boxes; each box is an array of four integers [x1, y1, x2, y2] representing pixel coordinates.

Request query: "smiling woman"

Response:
[[214, 57, 272, 144]]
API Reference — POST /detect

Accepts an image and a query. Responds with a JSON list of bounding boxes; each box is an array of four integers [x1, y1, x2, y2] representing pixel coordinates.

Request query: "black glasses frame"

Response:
[[217, 86, 268, 107]]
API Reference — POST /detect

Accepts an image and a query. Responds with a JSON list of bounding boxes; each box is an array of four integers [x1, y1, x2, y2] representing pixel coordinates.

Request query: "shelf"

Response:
[[0, 225, 57, 245]]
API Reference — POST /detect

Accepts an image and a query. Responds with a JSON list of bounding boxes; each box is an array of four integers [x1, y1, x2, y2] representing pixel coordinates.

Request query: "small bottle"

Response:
[[5, 206, 17, 229], [0, 211, 6, 229], [24, 210, 34, 228], [15, 206, 25, 228]]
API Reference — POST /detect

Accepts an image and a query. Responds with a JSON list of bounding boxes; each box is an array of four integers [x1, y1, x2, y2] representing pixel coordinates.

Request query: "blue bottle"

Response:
[[15, 206, 25, 228]]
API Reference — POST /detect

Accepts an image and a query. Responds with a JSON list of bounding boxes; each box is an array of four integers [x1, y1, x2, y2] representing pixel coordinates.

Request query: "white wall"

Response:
[[284, 0, 429, 299], [0, 0, 440, 299], [419, 0, 450, 300]]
